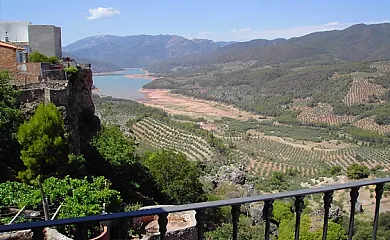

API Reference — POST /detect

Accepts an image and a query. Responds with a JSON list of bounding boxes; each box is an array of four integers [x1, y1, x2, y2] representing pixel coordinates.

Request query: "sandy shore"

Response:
[[138, 89, 266, 121]]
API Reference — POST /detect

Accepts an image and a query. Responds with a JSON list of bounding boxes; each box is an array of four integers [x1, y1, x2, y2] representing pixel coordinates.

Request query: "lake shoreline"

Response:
[[92, 68, 152, 100]]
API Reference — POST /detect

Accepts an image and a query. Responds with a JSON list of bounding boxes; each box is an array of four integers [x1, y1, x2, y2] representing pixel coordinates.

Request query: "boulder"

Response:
[[216, 166, 246, 185]]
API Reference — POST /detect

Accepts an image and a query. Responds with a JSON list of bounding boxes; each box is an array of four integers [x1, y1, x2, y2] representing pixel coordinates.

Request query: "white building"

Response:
[[0, 21, 31, 43]]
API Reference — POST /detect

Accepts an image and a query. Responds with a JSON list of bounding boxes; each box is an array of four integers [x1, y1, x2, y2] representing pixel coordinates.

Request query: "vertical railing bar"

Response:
[[231, 204, 240, 240], [158, 213, 168, 240], [31, 227, 44, 240], [322, 191, 333, 240], [76, 222, 87, 240], [195, 208, 205, 240], [348, 187, 360, 240], [294, 196, 305, 240], [263, 200, 274, 240], [372, 183, 384, 240]]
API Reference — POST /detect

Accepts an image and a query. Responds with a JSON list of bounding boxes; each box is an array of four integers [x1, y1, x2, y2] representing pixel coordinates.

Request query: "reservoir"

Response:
[[92, 68, 151, 100]]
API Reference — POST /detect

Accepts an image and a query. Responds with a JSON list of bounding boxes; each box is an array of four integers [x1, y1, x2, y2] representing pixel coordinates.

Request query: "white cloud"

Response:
[[187, 20, 390, 42], [87, 7, 120, 20]]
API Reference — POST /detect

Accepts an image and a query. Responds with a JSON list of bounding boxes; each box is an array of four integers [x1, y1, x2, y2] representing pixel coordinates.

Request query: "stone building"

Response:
[[0, 41, 24, 76]]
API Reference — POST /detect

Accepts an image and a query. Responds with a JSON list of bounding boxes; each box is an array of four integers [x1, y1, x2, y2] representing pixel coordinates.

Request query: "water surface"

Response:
[[93, 68, 150, 100]]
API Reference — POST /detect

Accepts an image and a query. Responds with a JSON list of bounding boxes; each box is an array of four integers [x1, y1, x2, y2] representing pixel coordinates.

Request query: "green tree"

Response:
[[28, 51, 49, 63], [143, 150, 204, 204], [347, 164, 370, 179], [0, 71, 23, 181], [92, 125, 137, 166], [91, 125, 159, 202], [16, 103, 68, 181]]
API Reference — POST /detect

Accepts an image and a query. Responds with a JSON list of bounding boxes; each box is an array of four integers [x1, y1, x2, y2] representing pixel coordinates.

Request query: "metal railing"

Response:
[[1, 177, 390, 240]]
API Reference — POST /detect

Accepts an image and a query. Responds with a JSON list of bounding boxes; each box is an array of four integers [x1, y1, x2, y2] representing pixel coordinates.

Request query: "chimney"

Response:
[[5, 31, 9, 42]]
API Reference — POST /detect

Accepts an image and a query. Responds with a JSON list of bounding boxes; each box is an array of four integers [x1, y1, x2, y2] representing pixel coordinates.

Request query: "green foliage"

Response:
[[0, 71, 23, 181], [330, 166, 343, 176], [64, 66, 78, 75], [278, 214, 346, 240], [28, 53, 58, 64], [142, 150, 204, 204], [91, 124, 160, 202], [347, 164, 370, 179], [92, 125, 137, 166], [48, 56, 60, 64], [29, 51, 49, 63], [272, 201, 294, 223], [205, 215, 265, 240], [17, 103, 68, 181], [0, 181, 41, 208], [0, 176, 122, 218]]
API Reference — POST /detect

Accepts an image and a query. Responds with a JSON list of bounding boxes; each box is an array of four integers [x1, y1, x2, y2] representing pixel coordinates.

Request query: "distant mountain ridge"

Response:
[[63, 35, 233, 69], [148, 23, 390, 72]]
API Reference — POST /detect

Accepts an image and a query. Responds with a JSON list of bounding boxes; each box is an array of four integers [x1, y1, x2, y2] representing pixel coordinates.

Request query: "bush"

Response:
[[347, 164, 370, 179], [29, 51, 49, 62], [64, 66, 78, 75], [142, 150, 204, 204]]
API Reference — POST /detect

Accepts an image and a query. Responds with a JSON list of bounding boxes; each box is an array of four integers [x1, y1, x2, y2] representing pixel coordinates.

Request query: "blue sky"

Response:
[[1, 0, 389, 45]]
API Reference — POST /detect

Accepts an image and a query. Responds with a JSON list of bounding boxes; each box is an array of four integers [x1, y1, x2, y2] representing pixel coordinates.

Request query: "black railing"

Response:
[[1, 177, 390, 240]]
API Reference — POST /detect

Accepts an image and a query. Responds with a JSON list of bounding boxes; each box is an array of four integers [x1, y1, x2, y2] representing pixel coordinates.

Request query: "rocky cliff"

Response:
[[16, 64, 100, 155]]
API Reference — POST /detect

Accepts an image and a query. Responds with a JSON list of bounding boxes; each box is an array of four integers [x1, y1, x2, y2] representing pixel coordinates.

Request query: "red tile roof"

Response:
[[0, 41, 24, 50]]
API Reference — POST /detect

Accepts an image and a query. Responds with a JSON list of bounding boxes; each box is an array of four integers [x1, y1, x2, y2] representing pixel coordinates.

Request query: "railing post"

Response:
[[373, 183, 384, 240], [196, 209, 205, 240], [231, 204, 240, 240], [322, 191, 333, 240], [294, 196, 305, 240], [158, 213, 168, 240], [263, 200, 274, 240], [75, 222, 87, 240], [32, 227, 44, 240], [348, 187, 360, 240]]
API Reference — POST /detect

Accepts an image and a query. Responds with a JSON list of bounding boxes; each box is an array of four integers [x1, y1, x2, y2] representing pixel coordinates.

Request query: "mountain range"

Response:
[[63, 23, 390, 73], [63, 35, 232, 72], [147, 23, 390, 72]]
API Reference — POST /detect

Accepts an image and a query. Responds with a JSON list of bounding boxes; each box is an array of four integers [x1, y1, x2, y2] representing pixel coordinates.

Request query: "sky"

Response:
[[1, 0, 389, 46]]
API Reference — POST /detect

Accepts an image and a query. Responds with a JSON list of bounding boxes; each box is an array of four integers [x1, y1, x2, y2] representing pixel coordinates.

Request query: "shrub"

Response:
[[29, 51, 49, 62], [346, 163, 370, 179]]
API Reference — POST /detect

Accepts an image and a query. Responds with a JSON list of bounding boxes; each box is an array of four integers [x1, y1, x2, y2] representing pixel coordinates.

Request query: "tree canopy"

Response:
[[16, 103, 68, 181], [346, 163, 370, 179], [0, 71, 22, 181], [143, 150, 205, 204], [29, 51, 59, 64]]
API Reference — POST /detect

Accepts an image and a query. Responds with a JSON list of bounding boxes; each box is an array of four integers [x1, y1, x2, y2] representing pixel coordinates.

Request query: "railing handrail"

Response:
[[1, 177, 390, 233]]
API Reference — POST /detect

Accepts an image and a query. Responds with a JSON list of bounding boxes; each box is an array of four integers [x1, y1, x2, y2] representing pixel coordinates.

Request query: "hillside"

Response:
[[63, 35, 232, 68], [148, 23, 390, 72], [144, 24, 390, 138]]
